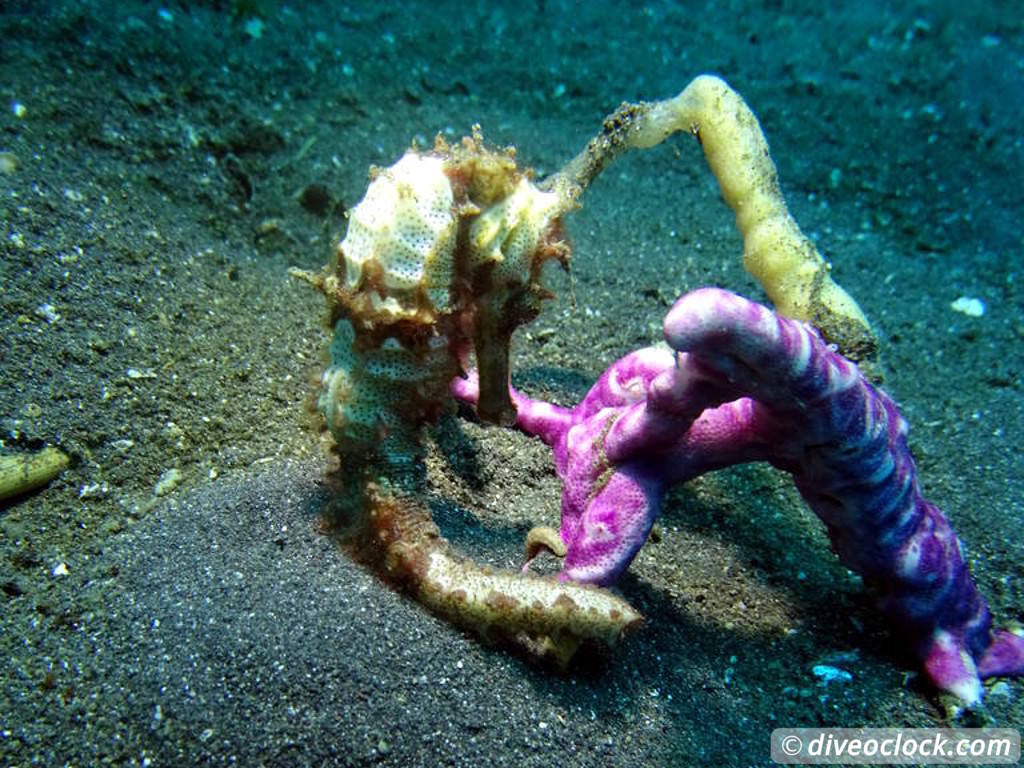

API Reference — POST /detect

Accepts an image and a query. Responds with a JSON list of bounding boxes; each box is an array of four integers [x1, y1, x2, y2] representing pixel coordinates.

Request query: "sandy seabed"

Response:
[[1, 2, 1021, 765]]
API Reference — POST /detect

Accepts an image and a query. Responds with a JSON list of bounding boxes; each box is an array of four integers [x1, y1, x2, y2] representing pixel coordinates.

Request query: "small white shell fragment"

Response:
[[950, 296, 985, 317], [812, 664, 853, 685], [244, 17, 264, 39], [153, 468, 183, 496], [36, 304, 61, 323]]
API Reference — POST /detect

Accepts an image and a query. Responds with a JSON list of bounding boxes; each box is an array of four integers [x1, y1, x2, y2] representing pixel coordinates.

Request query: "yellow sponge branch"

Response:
[[551, 74, 878, 363]]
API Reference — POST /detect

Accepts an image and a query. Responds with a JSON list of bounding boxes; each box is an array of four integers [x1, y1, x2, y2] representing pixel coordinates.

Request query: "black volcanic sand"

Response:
[[1, 2, 1021, 766]]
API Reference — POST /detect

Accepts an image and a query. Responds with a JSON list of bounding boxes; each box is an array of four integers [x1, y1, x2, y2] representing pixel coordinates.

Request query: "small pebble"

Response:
[[950, 296, 985, 317], [988, 681, 1012, 700], [0, 151, 18, 174], [153, 468, 183, 496], [812, 664, 853, 685], [244, 17, 264, 39], [36, 304, 61, 323]]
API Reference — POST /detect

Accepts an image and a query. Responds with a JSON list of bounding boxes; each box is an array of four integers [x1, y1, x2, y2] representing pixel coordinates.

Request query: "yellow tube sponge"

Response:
[[553, 75, 877, 362]]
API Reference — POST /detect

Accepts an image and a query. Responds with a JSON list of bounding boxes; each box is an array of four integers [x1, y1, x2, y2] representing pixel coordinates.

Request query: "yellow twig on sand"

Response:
[[0, 446, 70, 502]]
